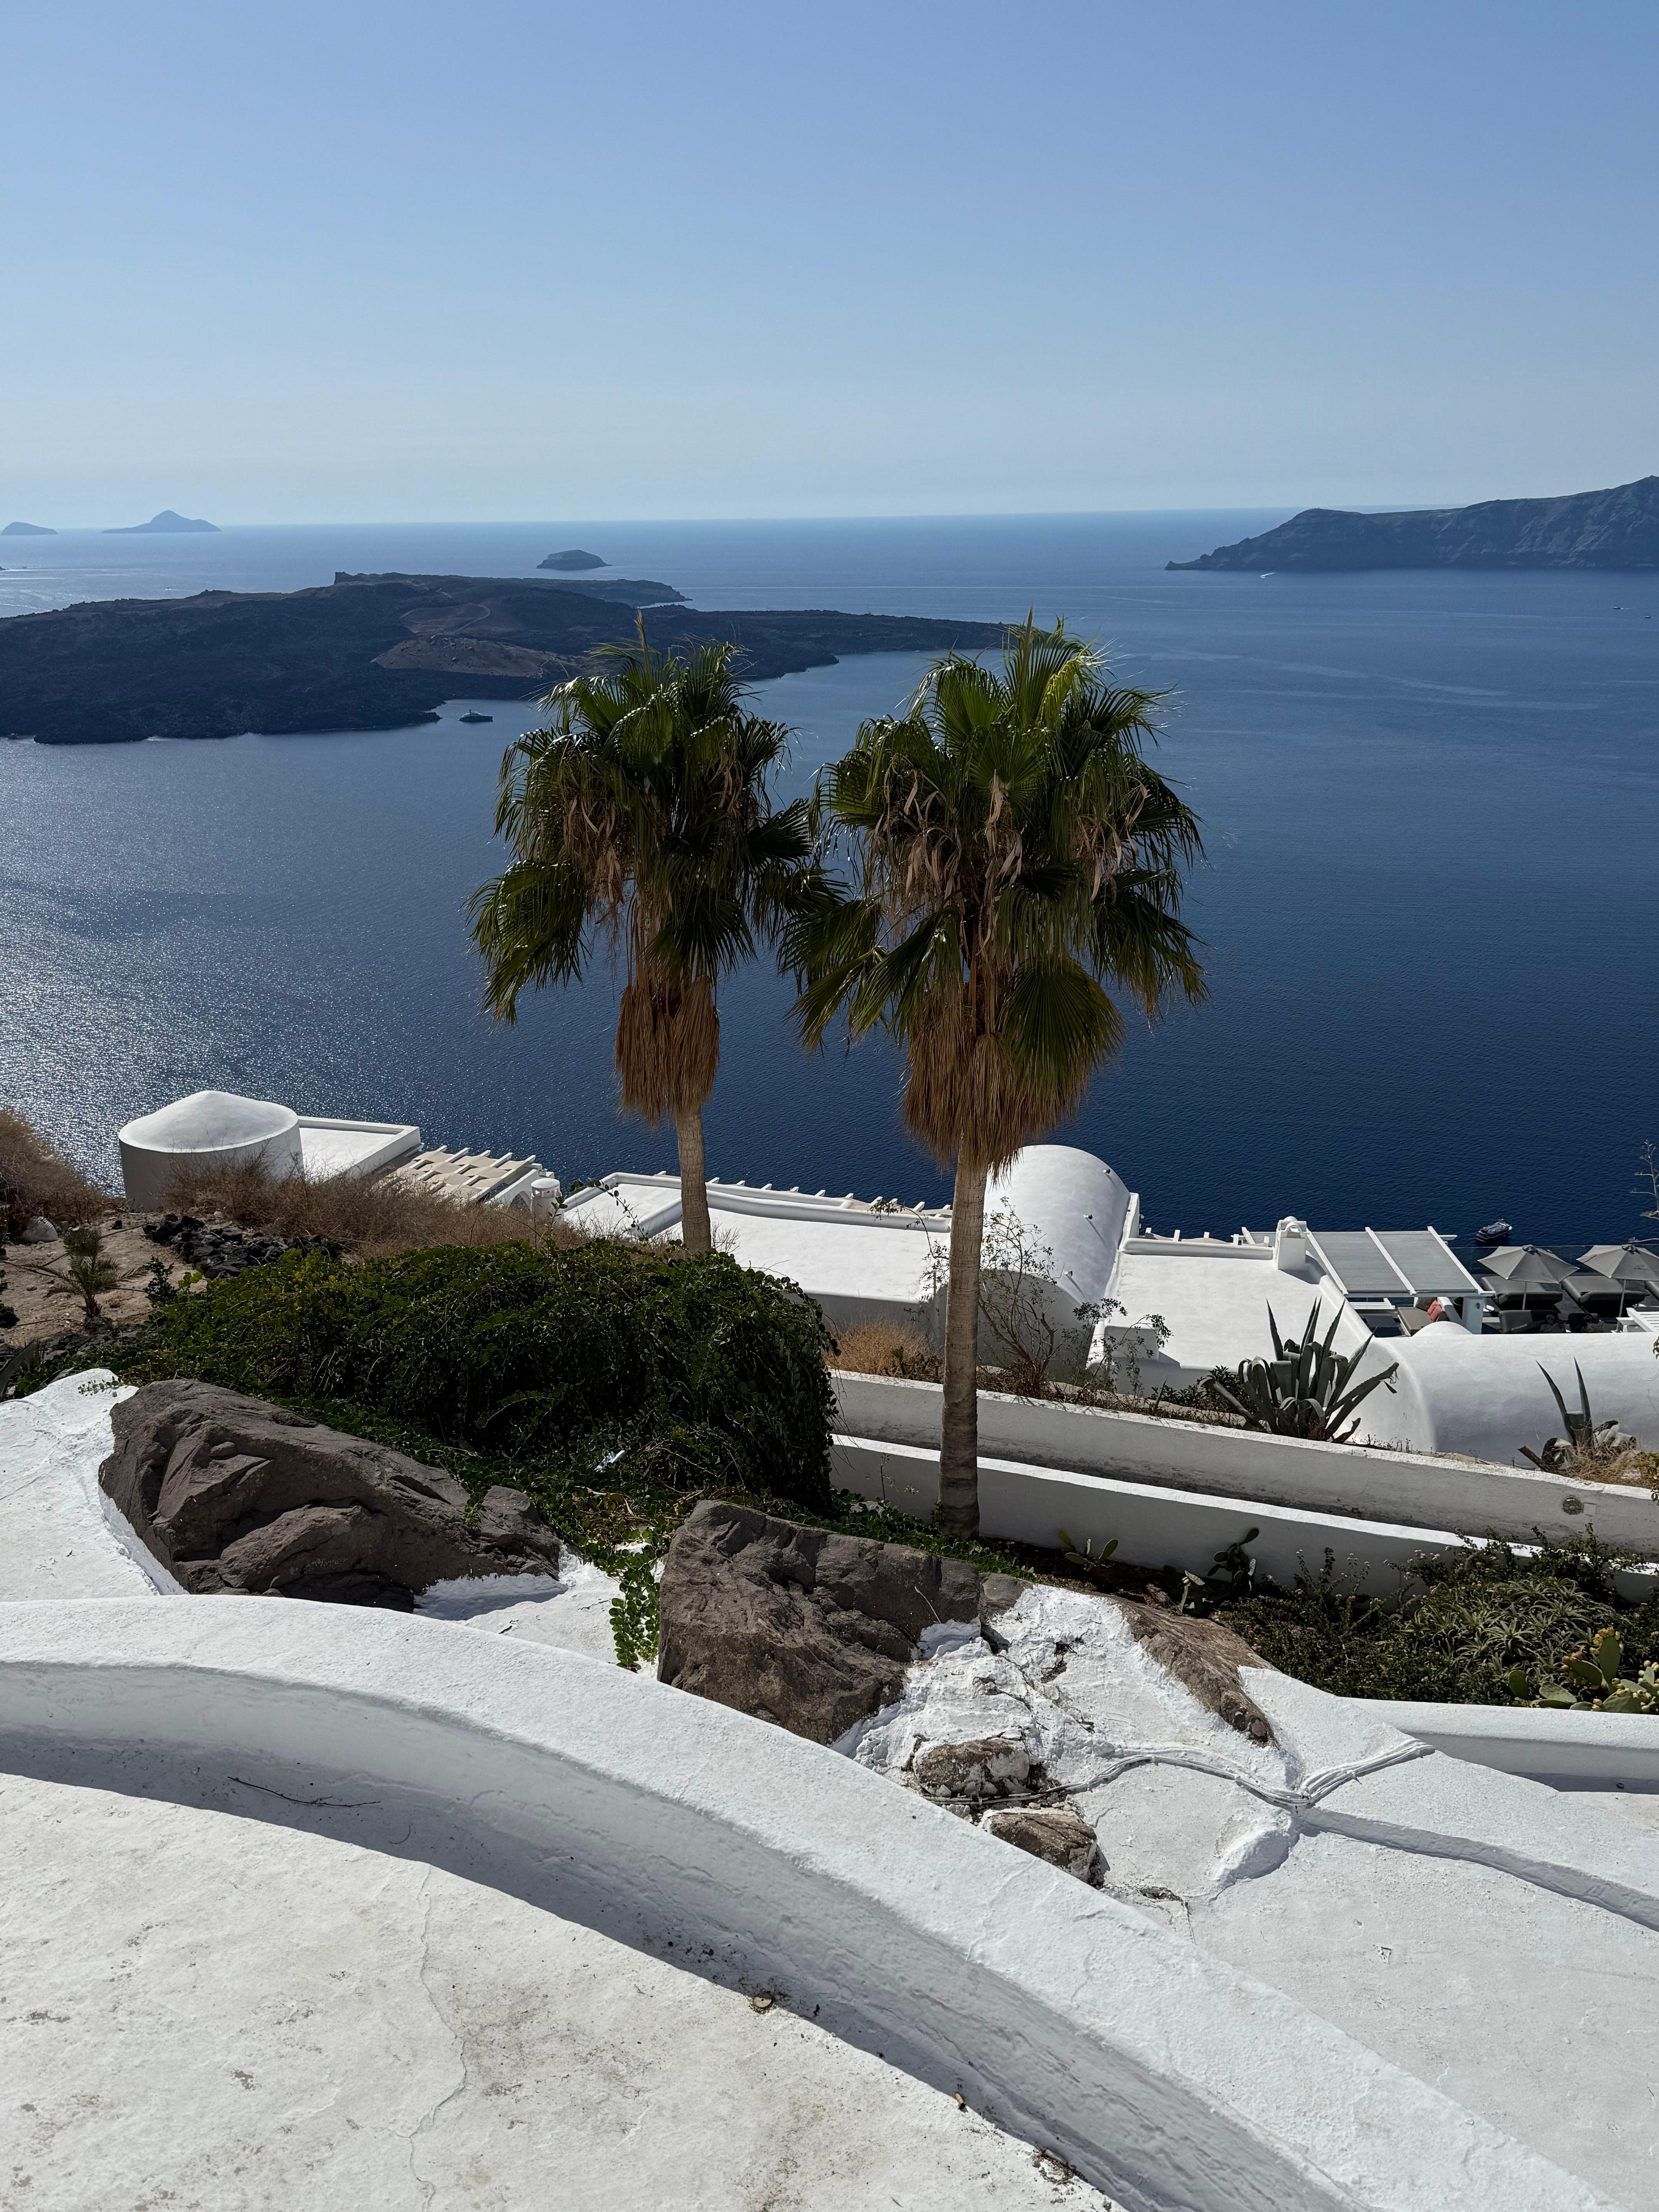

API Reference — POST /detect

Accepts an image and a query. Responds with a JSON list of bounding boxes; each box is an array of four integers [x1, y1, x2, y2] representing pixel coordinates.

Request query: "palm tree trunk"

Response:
[[675, 1104, 713, 1256], [937, 1156, 987, 1540]]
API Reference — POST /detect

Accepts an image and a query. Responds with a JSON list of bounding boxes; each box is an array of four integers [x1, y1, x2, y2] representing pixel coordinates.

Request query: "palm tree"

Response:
[[789, 622, 1205, 1538], [469, 634, 811, 1254]]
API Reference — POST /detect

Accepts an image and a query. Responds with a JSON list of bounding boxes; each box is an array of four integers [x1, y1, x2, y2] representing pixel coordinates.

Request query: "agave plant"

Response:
[[1520, 1362, 1635, 1472], [1209, 1303, 1398, 1442]]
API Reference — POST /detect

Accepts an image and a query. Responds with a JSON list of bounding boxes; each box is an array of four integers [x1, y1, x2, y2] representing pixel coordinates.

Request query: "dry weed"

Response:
[[830, 1319, 941, 1382], [1556, 1442, 1659, 1493], [0, 1112, 112, 1235], [160, 1159, 589, 1262]]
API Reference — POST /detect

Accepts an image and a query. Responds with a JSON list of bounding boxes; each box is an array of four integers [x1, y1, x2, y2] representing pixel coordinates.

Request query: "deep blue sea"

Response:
[[3, 515, 1657, 1250]]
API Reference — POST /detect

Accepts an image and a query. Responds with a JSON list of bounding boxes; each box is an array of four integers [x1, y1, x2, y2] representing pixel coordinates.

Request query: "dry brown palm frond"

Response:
[[615, 960, 721, 1123]]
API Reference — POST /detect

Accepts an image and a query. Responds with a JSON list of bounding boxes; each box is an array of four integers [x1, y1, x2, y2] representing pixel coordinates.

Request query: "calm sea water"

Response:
[[3, 516, 1657, 1249]]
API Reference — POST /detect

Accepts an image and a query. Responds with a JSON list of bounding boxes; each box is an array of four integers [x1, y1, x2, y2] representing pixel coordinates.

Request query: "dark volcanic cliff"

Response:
[[0, 571, 1008, 744], [1169, 475, 1659, 572]]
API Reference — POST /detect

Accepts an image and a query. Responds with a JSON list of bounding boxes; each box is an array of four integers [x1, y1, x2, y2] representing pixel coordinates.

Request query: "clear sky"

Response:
[[4, 1, 1654, 524]]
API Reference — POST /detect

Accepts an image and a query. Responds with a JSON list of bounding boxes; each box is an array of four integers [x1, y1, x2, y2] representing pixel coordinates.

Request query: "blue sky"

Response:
[[4, 1, 1654, 523]]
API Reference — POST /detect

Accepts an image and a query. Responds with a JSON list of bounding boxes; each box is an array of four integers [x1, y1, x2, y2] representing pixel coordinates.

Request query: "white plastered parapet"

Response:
[[0, 1595, 1624, 2212]]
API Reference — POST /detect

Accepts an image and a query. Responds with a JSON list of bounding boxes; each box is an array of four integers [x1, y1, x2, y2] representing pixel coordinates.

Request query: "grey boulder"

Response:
[[101, 1378, 559, 1607], [656, 1501, 1024, 1745]]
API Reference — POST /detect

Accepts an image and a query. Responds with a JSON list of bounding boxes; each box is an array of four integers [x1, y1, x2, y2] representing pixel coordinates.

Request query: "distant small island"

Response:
[[538, 549, 607, 571], [0, 570, 1007, 744], [104, 510, 220, 535], [1169, 474, 1659, 572], [2, 521, 56, 537]]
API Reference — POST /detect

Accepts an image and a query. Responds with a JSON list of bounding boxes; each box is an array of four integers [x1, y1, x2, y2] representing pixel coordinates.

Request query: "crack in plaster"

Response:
[[401, 1869, 472, 2208]]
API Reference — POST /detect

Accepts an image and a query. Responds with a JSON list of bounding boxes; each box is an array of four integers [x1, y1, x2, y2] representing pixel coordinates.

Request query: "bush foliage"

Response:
[[1221, 1532, 1659, 1706], [119, 1238, 836, 1509], [0, 1111, 109, 1237]]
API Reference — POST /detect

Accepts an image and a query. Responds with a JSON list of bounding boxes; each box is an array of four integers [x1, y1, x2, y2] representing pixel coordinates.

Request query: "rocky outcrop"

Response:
[[0, 571, 1008, 745], [101, 1380, 559, 1607], [658, 1500, 1273, 1750], [656, 1501, 1025, 1744], [538, 548, 607, 570], [1169, 474, 1659, 571]]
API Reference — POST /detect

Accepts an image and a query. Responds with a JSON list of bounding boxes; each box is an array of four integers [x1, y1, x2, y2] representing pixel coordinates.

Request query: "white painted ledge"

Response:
[[0, 1599, 1617, 2212], [832, 1430, 1659, 1602], [831, 1370, 1659, 1551], [1353, 1698, 1659, 1789]]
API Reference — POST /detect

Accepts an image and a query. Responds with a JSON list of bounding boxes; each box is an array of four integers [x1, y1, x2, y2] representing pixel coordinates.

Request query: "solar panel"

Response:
[[1307, 1231, 1405, 1295], [1372, 1231, 1481, 1296]]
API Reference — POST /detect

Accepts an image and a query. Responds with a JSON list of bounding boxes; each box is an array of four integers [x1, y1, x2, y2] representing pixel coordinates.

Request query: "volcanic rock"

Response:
[[1112, 1601, 1274, 1743], [913, 1735, 1033, 1804], [981, 1805, 1104, 1884], [143, 1211, 340, 1279], [101, 1379, 559, 1607], [656, 1501, 1024, 1744], [0, 572, 1008, 745]]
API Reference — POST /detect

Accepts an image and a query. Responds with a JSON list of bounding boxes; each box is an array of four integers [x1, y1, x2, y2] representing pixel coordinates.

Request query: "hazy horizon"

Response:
[[4, 2, 1654, 527], [8, 484, 1651, 536]]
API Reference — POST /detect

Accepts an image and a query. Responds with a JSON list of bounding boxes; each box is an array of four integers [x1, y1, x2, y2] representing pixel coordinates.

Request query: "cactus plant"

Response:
[[1506, 1625, 1659, 1713], [1208, 1303, 1397, 1442]]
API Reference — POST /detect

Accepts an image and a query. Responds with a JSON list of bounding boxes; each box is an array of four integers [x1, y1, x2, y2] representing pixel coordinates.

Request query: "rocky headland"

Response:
[[1170, 473, 1659, 571], [0, 570, 1007, 743]]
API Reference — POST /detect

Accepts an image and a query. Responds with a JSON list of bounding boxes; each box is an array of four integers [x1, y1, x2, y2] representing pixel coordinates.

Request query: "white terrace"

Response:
[[109, 1092, 1659, 1467]]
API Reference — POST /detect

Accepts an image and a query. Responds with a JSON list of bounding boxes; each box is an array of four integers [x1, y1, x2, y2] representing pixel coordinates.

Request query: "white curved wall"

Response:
[[0, 1599, 1609, 2212], [118, 1089, 302, 1207], [1397, 1325, 1659, 1462]]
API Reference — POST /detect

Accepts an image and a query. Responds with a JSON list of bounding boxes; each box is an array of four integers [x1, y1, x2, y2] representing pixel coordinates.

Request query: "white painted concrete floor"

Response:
[[0, 1770, 1111, 2212]]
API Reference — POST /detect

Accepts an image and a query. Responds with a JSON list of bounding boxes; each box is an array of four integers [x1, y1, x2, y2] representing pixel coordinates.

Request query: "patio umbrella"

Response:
[[1478, 1244, 1581, 1290], [1578, 1242, 1659, 1293]]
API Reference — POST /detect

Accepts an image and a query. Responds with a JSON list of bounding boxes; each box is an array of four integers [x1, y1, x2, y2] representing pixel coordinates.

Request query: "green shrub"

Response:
[[120, 1239, 836, 1510], [1221, 1533, 1659, 1706]]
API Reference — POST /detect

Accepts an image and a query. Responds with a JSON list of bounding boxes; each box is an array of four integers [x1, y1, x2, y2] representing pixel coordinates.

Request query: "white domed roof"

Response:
[[118, 1090, 298, 1154], [986, 1144, 1131, 1307]]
